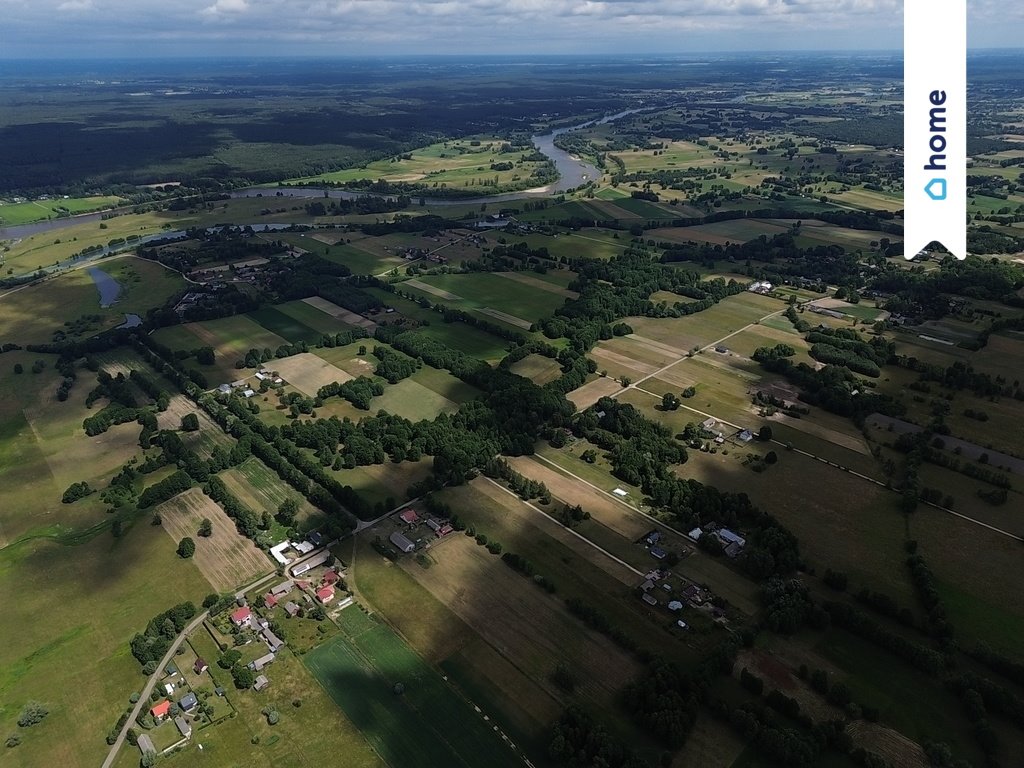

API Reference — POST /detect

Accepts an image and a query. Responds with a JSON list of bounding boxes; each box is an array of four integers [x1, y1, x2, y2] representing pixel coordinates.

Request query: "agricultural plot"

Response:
[[152, 314, 290, 384], [0, 524, 209, 768], [176, 627, 384, 768], [626, 291, 784, 356], [305, 607, 523, 768], [301, 296, 378, 331], [0, 352, 145, 545], [508, 230, 625, 261], [331, 458, 434, 510], [510, 353, 563, 384], [219, 457, 323, 529], [679, 450, 914, 606], [248, 303, 329, 344], [400, 271, 567, 329], [0, 195, 123, 226], [157, 394, 233, 457], [271, 352, 353, 396], [567, 376, 622, 409], [157, 488, 273, 591]]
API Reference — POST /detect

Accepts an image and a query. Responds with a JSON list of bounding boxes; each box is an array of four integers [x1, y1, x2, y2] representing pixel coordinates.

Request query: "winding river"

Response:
[[0, 109, 641, 244]]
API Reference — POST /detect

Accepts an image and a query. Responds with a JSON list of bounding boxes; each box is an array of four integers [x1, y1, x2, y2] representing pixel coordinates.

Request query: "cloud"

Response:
[[0, 0, 1015, 57], [201, 0, 249, 17], [56, 0, 94, 11]]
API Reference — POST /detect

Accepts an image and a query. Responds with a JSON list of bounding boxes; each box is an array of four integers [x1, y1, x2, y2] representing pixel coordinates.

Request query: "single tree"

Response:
[[198, 518, 212, 538], [181, 413, 200, 432], [177, 537, 196, 558]]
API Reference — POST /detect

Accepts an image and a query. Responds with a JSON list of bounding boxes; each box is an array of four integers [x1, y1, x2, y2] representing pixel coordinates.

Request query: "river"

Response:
[[0, 108, 641, 246]]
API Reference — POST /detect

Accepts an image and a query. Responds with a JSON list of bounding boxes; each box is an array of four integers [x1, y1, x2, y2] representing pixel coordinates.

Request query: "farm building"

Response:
[[254, 675, 270, 691], [649, 546, 667, 560], [612, 488, 628, 498], [178, 692, 198, 712], [389, 531, 416, 553], [284, 601, 301, 617], [137, 734, 156, 756], [687, 528, 703, 541], [270, 580, 294, 596], [175, 716, 192, 739], [316, 586, 336, 604], [262, 628, 286, 653], [322, 569, 340, 586], [398, 508, 420, 525], [230, 606, 252, 627], [645, 531, 662, 545], [717, 528, 746, 548], [265, 593, 279, 608], [682, 584, 703, 603], [193, 658, 208, 675], [307, 531, 323, 546], [668, 600, 684, 612], [292, 551, 330, 575], [250, 653, 276, 671], [641, 593, 658, 606], [294, 540, 315, 554]]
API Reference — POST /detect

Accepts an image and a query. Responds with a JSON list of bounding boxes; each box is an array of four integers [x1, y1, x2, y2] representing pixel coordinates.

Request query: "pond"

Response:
[[87, 266, 121, 308]]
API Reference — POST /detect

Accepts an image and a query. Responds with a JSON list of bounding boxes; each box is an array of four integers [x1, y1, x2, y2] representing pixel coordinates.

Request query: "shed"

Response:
[[649, 546, 667, 560], [250, 653, 276, 671], [215, 687, 226, 697], [137, 734, 156, 756], [717, 528, 746, 548], [270, 580, 294, 596], [307, 531, 323, 546], [645, 531, 661, 545], [668, 600, 684, 612], [389, 531, 415, 553], [262, 628, 286, 653], [253, 675, 270, 691], [687, 527, 703, 541], [174, 716, 192, 739], [641, 593, 658, 606], [612, 488, 628, 498], [193, 658, 209, 675], [284, 601, 301, 617]]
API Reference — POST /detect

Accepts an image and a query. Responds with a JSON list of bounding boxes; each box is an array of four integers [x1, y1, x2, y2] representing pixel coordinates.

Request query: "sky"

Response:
[[0, 0, 1020, 58]]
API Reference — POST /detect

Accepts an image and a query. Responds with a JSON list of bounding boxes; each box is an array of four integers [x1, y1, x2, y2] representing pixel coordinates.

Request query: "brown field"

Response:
[[567, 377, 622, 409], [672, 714, 748, 768], [475, 306, 533, 329], [270, 352, 353, 396], [494, 271, 578, 298], [404, 278, 462, 301], [509, 354, 562, 384], [301, 296, 377, 330], [846, 722, 929, 768], [505, 455, 650, 542], [399, 530, 643, 709], [590, 346, 659, 377], [157, 488, 273, 591]]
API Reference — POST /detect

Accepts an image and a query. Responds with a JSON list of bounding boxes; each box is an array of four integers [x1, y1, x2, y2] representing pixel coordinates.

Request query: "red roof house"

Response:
[[230, 606, 252, 627], [316, 586, 335, 604], [151, 700, 171, 722], [399, 508, 420, 525], [322, 569, 340, 586], [264, 593, 278, 608]]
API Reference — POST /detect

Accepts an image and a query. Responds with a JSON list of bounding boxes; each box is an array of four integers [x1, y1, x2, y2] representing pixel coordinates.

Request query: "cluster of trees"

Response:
[[499, 552, 556, 593], [317, 376, 385, 410], [821, 601, 945, 675], [61, 481, 93, 504], [129, 602, 197, 669], [137, 470, 192, 509], [371, 345, 418, 383], [548, 706, 649, 768], [205, 476, 265, 541]]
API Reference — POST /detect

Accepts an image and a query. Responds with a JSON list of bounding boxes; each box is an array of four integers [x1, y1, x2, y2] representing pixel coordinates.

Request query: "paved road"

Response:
[[101, 570, 280, 768]]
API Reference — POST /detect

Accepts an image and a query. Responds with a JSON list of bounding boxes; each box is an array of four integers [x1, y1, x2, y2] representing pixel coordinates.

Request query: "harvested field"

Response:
[[494, 271, 578, 298], [301, 296, 377, 330], [404, 278, 462, 301], [625, 333, 687, 358], [157, 488, 272, 591], [567, 377, 622, 409], [505, 456, 649, 542], [590, 346, 658, 377], [475, 306, 532, 329], [509, 354, 562, 385], [271, 352, 353, 396], [400, 531, 642, 709], [846, 722, 929, 768]]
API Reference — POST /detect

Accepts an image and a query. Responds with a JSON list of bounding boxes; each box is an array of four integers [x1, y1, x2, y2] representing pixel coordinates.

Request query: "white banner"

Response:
[[904, 0, 967, 260]]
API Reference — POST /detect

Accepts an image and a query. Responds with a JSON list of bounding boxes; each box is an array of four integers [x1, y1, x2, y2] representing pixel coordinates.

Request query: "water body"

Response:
[[0, 211, 107, 242], [233, 107, 644, 205], [117, 313, 142, 329], [87, 266, 121, 308]]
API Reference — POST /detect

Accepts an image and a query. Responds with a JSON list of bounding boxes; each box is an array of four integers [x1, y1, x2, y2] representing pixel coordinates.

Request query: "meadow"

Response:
[[0, 195, 124, 226]]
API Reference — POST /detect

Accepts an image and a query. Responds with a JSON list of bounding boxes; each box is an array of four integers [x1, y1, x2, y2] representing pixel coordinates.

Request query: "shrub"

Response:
[[17, 701, 49, 727]]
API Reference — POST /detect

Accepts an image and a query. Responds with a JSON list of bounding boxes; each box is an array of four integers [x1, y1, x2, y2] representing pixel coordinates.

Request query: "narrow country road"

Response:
[[101, 570, 280, 768]]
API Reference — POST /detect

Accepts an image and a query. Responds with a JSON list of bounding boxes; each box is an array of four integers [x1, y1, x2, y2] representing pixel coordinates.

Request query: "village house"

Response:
[[270, 580, 294, 597], [174, 716, 192, 740], [253, 675, 270, 691], [137, 734, 156, 757], [178, 692, 198, 712], [316, 585, 336, 604], [284, 601, 301, 617], [262, 628, 286, 653], [250, 653, 276, 672], [230, 606, 252, 628], [398, 507, 420, 525], [322, 569, 340, 587], [264, 593, 279, 608], [151, 700, 171, 723], [193, 658, 209, 675]]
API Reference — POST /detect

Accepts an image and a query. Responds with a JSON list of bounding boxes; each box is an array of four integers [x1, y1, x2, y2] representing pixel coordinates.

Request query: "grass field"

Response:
[[219, 457, 324, 531], [271, 352, 353, 396], [400, 271, 567, 329], [0, 195, 124, 226], [510, 353, 563, 384], [157, 488, 273, 591], [153, 314, 291, 384], [143, 625, 386, 768], [0, 352, 147, 546], [330, 458, 435, 510], [304, 607, 524, 768], [0, 256, 184, 345], [0, 522, 209, 768]]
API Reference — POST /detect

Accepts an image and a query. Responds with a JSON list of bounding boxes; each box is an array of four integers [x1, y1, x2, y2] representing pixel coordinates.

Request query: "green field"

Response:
[[0, 195, 124, 226], [400, 270, 568, 327], [304, 608, 523, 768], [248, 303, 326, 344]]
